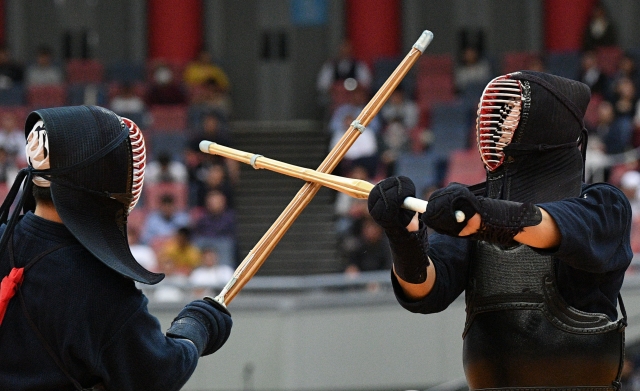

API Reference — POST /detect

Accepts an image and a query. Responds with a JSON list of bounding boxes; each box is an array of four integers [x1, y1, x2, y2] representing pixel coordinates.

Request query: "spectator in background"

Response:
[[610, 52, 640, 97], [140, 193, 191, 245], [194, 162, 235, 209], [343, 216, 392, 277], [109, 82, 146, 117], [379, 86, 418, 177], [334, 165, 371, 236], [145, 151, 189, 185], [157, 226, 202, 276], [0, 110, 27, 166], [127, 225, 159, 273], [189, 246, 234, 296], [453, 46, 492, 93], [582, 1, 618, 51], [25, 45, 64, 86], [380, 86, 419, 131], [183, 50, 230, 91], [316, 39, 372, 108], [0, 146, 18, 185], [187, 110, 240, 188], [579, 50, 608, 96], [192, 189, 237, 267], [0, 45, 24, 89], [145, 62, 188, 106], [328, 86, 382, 178], [188, 78, 232, 120], [607, 76, 637, 153]]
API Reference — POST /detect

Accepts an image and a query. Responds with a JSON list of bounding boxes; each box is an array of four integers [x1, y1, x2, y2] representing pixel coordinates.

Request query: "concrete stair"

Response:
[[230, 120, 342, 275]]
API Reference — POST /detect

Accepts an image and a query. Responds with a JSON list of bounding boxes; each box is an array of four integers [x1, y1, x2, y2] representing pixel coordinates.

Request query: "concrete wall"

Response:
[[148, 274, 640, 391]]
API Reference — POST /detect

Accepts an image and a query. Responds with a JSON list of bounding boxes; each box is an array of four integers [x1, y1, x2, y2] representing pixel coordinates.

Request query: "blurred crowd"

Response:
[[321, 2, 640, 281], [0, 2, 639, 303], [0, 43, 241, 302]]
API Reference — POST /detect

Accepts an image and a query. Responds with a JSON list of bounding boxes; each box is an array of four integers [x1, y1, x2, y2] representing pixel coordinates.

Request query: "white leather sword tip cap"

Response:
[[199, 140, 213, 153]]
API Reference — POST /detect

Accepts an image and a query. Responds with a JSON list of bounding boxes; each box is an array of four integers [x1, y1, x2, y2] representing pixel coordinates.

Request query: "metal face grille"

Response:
[[476, 75, 522, 171], [123, 117, 146, 213]]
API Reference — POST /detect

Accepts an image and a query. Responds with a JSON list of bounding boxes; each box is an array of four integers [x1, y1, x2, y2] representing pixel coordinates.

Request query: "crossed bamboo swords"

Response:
[[204, 31, 436, 307]]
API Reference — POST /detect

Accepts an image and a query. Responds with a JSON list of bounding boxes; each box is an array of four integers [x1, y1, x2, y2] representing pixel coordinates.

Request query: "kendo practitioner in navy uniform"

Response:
[[368, 71, 632, 390], [0, 106, 232, 390]]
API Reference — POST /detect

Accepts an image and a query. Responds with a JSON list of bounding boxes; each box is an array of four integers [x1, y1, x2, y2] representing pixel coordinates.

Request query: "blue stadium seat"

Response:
[[105, 61, 146, 83], [0, 85, 25, 106], [67, 83, 108, 106], [545, 51, 581, 80], [430, 100, 473, 157], [147, 132, 188, 162], [394, 151, 438, 196]]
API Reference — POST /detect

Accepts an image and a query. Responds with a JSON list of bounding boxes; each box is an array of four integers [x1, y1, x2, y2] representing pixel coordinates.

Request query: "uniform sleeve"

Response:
[[392, 232, 472, 314], [94, 296, 200, 391], [537, 183, 633, 273]]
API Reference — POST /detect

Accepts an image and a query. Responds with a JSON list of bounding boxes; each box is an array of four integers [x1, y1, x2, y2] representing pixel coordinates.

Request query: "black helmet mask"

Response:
[[0, 105, 163, 285], [476, 71, 591, 203]]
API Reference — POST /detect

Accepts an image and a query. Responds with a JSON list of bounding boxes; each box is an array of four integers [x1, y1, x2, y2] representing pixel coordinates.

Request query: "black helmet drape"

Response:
[[20, 105, 163, 284]]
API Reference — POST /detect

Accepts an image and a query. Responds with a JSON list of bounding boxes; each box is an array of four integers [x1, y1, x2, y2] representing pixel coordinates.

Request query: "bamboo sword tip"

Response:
[[413, 30, 434, 53], [199, 140, 214, 153]]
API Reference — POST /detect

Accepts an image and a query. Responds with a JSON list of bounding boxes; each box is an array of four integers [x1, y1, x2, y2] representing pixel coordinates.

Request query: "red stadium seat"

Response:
[[27, 85, 67, 109], [147, 105, 188, 132], [596, 46, 624, 77], [66, 59, 105, 84], [418, 53, 454, 76], [501, 51, 540, 74], [443, 148, 486, 186], [415, 73, 456, 117]]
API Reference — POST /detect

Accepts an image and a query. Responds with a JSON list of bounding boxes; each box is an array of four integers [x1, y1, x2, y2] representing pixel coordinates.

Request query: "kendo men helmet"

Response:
[[10, 105, 163, 284], [475, 70, 591, 203]]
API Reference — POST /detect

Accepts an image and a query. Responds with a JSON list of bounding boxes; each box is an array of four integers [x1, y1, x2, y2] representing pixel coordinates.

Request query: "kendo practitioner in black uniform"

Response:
[[368, 71, 632, 390], [0, 106, 232, 390]]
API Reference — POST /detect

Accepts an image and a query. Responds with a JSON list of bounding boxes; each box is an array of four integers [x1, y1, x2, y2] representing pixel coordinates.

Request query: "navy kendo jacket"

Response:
[[0, 212, 200, 391], [392, 182, 633, 321]]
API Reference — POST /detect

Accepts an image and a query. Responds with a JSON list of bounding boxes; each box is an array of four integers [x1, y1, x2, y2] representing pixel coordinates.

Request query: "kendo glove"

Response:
[[166, 298, 232, 356], [423, 183, 542, 245], [368, 176, 430, 284]]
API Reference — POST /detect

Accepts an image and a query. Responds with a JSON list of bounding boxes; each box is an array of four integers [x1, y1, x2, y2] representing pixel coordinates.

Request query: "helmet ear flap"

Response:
[[121, 117, 146, 213]]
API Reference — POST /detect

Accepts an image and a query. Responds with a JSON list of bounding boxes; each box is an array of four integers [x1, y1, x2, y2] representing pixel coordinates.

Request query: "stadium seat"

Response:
[[583, 93, 604, 130], [65, 59, 105, 84], [443, 148, 486, 186], [394, 151, 439, 196], [545, 50, 581, 80], [105, 61, 146, 83], [0, 85, 25, 106], [417, 53, 454, 76], [415, 73, 456, 111], [596, 46, 624, 77], [501, 51, 540, 74], [147, 104, 189, 132], [67, 83, 108, 106], [430, 100, 473, 156], [27, 84, 67, 109], [146, 131, 188, 162]]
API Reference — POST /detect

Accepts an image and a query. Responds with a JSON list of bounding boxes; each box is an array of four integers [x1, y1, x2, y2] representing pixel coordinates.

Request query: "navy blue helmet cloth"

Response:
[[22, 106, 163, 284], [476, 70, 591, 204]]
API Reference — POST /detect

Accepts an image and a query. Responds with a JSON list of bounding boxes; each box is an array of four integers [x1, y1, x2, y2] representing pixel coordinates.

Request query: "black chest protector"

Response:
[[463, 241, 626, 391]]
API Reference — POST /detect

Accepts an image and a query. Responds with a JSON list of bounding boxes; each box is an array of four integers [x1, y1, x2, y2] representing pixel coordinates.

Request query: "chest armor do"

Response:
[[463, 241, 625, 391]]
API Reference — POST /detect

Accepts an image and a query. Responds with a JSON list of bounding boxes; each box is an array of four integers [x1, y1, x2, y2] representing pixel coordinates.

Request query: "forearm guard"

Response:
[[471, 198, 542, 245], [385, 226, 430, 284]]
